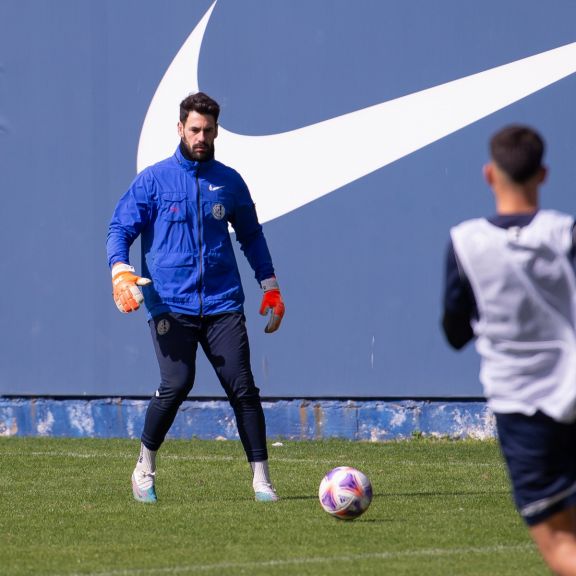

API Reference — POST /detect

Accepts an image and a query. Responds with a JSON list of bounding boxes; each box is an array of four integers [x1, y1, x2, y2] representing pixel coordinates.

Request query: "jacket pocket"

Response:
[[152, 252, 198, 296], [160, 192, 187, 222]]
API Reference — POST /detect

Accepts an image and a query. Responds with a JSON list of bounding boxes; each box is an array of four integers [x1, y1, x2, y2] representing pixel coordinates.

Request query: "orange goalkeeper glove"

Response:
[[111, 263, 152, 313], [259, 277, 285, 333]]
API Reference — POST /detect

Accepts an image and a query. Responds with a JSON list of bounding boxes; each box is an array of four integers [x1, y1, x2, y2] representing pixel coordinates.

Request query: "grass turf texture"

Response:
[[0, 437, 545, 575]]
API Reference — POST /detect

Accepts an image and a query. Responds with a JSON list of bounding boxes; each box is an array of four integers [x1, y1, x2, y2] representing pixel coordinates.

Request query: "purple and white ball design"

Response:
[[318, 466, 373, 520]]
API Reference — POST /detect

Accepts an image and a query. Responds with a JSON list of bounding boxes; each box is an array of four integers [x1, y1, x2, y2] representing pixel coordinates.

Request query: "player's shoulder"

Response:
[[133, 154, 177, 182], [534, 209, 574, 226], [145, 154, 179, 175], [450, 217, 487, 235], [531, 210, 574, 238], [532, 210, 575, 249], [210, 159, 243, 178], [208, 159, 248, 189], [127, 155, 182, 199]]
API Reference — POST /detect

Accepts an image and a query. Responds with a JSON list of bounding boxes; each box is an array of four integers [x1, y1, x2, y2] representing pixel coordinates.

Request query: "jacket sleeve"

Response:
[[106, 172, 153, 268], [229, 179, 275, 283], [441, 239, 475, 350]]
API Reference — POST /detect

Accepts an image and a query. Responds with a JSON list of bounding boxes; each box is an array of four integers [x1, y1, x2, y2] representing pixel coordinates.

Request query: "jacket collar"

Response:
[[174, 143, 215, 172]]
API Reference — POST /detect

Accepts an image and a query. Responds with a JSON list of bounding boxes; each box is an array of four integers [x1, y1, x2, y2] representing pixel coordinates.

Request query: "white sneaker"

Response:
[[254, 481, 279, 502], [131, 469, 157, 503]]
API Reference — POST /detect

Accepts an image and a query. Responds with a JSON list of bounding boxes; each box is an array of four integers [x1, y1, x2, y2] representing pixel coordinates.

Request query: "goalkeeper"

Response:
[[107, 92, 285, 504]]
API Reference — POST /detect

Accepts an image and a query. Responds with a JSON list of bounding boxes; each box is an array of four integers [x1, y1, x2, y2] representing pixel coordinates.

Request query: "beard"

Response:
[[181, 138, 215, 162]]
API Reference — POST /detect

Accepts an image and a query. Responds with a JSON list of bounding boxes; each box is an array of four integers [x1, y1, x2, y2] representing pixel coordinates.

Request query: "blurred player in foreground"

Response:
[[442, 125, 576, 575], [107, 92, 285, 504]]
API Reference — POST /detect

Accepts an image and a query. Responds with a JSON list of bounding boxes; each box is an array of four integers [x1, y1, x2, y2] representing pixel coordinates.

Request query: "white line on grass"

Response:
[[0, 452, 235, 462], [0, 452, 499, 467], [55, 543, 534, 576]]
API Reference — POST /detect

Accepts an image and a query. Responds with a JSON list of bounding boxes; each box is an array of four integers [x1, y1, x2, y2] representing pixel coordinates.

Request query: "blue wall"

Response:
[[1, 1, 575, 398], [0, 398, 495, 441]]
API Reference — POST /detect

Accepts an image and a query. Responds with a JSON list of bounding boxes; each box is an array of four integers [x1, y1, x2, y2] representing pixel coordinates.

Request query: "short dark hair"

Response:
[[179, 92, 220, 124], [489, 125, 544, 183]]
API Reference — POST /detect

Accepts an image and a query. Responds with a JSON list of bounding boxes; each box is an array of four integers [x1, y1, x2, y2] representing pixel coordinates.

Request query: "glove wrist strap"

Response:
[[260, 277, 279, 292], [111, 263, 135, 279]]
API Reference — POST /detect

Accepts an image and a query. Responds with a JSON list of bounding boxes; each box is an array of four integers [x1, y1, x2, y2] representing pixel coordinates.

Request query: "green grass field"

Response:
[[0, 437, 546, 575]]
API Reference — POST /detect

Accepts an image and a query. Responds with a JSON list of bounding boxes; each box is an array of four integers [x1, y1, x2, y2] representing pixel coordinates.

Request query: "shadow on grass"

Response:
[[281, 490, 509, 502], [381, 490, 510, 497]]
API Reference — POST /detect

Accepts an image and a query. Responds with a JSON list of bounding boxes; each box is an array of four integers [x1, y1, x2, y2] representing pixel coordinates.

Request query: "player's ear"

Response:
[[483, 163, 494, 186], [177, 121, 184, 139], [214, 123, 219, 139], [537, 165, 547, 184]]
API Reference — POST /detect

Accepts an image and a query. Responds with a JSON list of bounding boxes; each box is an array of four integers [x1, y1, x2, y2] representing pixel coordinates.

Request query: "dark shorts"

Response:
[[495, 411, 576, 526]]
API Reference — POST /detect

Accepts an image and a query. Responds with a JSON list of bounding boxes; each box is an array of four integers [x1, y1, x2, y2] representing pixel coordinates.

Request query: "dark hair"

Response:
[[489, 125, 544, 183], [179, 92, 220, 124]]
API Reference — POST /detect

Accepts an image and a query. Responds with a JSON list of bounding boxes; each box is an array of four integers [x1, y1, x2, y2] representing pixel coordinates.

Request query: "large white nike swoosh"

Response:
[[138, 1, 576, 223]]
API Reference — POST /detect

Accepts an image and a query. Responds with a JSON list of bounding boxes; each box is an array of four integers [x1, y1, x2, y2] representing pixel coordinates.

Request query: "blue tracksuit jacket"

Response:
[[107, 146, 275, 318]]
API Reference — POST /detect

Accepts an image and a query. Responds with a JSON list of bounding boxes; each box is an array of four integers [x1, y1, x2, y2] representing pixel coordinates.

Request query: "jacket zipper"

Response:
[[196, 173, 204, 317]]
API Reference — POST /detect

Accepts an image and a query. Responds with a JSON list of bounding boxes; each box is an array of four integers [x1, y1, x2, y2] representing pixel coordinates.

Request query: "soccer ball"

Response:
[[318, 466, 373, 520]]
